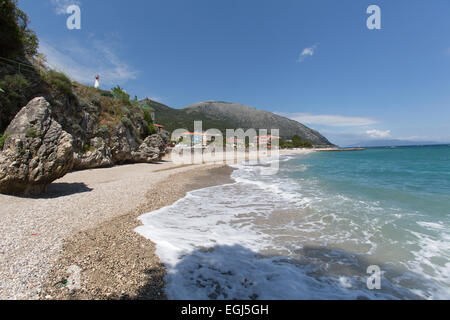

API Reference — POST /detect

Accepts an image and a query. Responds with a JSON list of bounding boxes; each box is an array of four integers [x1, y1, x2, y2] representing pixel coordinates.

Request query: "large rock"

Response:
[[74, 133, 165, 169], [73, 137, 113, 170], [131, 134, 166, 163], [0, 97, 74, 195], [110, 123, 139, 164]]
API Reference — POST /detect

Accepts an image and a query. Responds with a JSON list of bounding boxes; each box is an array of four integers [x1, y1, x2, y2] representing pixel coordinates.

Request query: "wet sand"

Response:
[[0, 149, 311, 299], [40, 165, 235, 300]]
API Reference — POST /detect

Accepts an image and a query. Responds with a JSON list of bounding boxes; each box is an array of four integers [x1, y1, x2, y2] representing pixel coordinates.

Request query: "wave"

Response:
[[135, 154, 450, 299]]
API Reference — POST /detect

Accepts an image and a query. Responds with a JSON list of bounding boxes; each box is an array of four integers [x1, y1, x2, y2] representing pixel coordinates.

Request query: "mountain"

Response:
[[146, 99, 333, 146], [141, 99, 236, 135], [349, 140, 443, 148]]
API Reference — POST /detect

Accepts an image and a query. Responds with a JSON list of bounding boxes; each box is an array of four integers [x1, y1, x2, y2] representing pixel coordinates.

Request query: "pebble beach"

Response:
[[0, 158, 233, 299], [0, 149, 309, 300]]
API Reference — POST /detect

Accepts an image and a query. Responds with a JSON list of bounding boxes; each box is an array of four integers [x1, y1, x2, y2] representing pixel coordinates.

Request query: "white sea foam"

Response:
[[417, 221, 445, 230], [406, 231, 450, 299], [135, 154, 450, 300]]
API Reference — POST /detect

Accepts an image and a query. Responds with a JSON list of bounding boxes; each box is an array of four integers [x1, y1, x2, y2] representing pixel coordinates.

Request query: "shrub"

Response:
[[71, 123, 82, 133], [111, 86, 130, 103], [78, 98, 90, 108], [78, 97, 98, 113], [100, 91, 114, 98], [0, 133, 10, 149], [0, 74, 29, 92], [147, 123, 157, 135], [130, 97, 139, 107], [90, 95, 101, 106], [121, 116, 132, 127], [142, 110, 156, 135], [44, 70, 72, 95], [143, 110, 153, 124], [120, 106, 130, 116], [96, 125, 109, 137], [25, 128, 39, 138], [83, 144, 95, 153], [0, 74, 30, 132]]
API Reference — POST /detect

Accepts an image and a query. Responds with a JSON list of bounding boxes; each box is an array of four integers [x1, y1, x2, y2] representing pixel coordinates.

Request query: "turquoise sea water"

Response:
[[296, 146, 450, 220], [136, 145, 450, 300]]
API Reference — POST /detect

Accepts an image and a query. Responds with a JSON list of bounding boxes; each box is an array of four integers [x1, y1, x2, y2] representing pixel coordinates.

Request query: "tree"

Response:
[[143, 110, 153, 124], [33, 53, 48, 73], [0, 0, 38, 57], [291, 134, 313, 148], [292, 135, 303, 148], [111, 86, 130, 103]]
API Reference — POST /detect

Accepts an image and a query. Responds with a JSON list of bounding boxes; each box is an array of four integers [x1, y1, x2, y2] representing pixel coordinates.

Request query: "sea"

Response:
[[135, 145, 450, 300]]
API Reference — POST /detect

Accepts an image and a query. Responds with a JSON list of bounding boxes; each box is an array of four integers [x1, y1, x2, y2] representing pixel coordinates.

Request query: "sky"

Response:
[[17, 0, 450, 146]]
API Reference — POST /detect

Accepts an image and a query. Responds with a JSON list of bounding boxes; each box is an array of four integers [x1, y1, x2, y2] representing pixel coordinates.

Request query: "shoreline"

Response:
[[40, 165, 235, 300], [0, 160, 234, 299], [0, 149, 312, 300]]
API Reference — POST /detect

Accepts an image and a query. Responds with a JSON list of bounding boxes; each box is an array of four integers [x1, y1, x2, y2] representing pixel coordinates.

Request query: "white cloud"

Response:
[[366, 129, 391, 138], [50, 0, 81, 15], [316, 129, 393, 147], [302, 47, 315, 56], [279, 112, 378, 127], [39, 38, 138, 86], [297, 44, 317, 62]]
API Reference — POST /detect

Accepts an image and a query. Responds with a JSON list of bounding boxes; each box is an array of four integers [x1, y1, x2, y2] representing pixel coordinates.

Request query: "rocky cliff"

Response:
[[0, 1, 163, 195], [0, 85, 167, 196]]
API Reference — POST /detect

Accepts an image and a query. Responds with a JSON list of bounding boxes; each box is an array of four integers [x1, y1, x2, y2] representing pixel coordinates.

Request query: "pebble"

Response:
[[0, 160, 231, 299]]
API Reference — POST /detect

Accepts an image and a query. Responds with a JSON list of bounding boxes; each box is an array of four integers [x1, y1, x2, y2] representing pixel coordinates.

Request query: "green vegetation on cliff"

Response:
[[0, 1, 47, 133], [43, 70, 72, 96], [0, 133, 10, 149], [140, 99, 236, 135], [0, 0, 38, 58]]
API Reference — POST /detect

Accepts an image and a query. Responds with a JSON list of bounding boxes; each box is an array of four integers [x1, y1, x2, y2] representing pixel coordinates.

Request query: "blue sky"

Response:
[[18, 0, 450, 146]]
